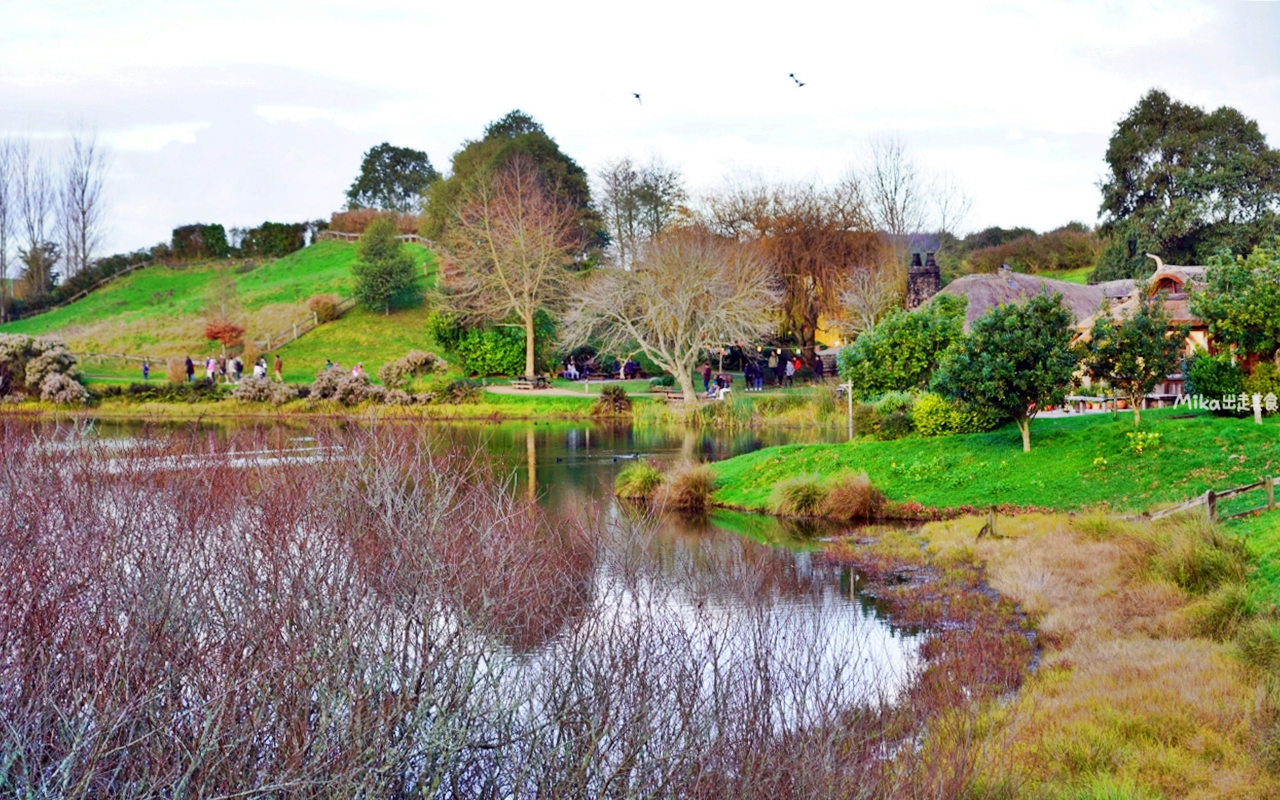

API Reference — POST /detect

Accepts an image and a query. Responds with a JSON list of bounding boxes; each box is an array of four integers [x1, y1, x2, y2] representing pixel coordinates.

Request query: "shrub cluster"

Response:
[[1183, 352, 1246, 416], [231, 377, 299, 405], [911, 393, 1000, 437], [377, 350, 446, 390], [769, 472, 885, 521], [93, 380, 224, 404], [329, 209, 420, 235], [427, 310, 555, 376], [0, 334, 84, 402], [592, 384, 632, 415]]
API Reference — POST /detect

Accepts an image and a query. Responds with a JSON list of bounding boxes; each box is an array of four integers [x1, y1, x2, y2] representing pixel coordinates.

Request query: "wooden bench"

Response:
[[510, 376, 548, 390]]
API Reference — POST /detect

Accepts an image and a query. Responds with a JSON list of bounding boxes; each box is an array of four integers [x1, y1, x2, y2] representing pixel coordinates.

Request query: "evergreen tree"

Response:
[[352, 217, 419, 315], [933, 292, 1077, 452], [1080, 290, 1187, 426]]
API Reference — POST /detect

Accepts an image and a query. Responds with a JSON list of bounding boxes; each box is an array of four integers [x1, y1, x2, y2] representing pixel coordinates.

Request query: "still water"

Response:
[[74, 418, 923, 699]]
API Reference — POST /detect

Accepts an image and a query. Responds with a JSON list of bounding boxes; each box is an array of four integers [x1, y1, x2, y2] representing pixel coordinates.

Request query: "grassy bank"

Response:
[[711, 408, 1280, 515], [831, 512, 1280, 797]]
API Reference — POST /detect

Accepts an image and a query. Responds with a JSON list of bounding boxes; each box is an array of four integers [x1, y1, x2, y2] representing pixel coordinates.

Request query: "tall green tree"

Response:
[[1096, 89, 1280, 279], [1080, 290, 1188, 426], [422, 110, 603, 249], [1190, 243, 1280, 361], [836, 294, 966, 399], [346, 143, 439, 213], [933, 292, 1077, 452], [352, 217, 420, 315]]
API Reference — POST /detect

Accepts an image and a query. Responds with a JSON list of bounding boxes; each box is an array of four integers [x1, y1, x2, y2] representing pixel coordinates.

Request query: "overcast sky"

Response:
[[3, 0, 1278, 254]]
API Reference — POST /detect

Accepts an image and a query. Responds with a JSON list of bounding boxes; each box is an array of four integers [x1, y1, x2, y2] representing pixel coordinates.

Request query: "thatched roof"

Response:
[[937, 271, 1136, 331]]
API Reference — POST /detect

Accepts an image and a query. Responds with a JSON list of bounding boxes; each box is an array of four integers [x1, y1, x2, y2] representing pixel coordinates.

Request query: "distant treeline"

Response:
[[936, 223, 1102, 284]]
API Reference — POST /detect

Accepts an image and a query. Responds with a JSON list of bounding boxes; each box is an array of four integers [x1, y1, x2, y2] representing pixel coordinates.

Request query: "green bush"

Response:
[[238, 221, 307, 258], [593, 384, 632, 415], [911, 393, 954, 437], [851, 403, 880, 437], [615, 461, 664, 500], [837, 294, 966, 399], [649, 374, 676, 388], [171, 223, 230, 261], [874, 391, 915, 439], [1183, 352, 1246, 416], [428, 310, 555, 376], [1244, 362, 1280, 400], [438, 379, 482, 405]]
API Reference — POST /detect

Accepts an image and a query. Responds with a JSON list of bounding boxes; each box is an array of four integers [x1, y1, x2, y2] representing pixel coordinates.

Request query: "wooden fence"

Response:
[[1149, 475, 1280, 522], [6, 260, 155, 323], [316, 231, 437, 247], [257, 297, 357, 352]]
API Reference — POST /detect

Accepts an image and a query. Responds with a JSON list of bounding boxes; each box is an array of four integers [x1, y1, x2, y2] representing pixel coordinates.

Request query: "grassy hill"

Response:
[[0, 240, 443, 384]]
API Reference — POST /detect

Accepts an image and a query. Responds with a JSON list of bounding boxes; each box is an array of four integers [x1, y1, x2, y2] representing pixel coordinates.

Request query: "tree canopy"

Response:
[[346, 143, 439, 213], [1080, 291, 1187, 426], [422, 110, 603, 248], [352, 217, 420, 314], [836, 294, 966, 400], [933, 292, 1077, 452], [1096, 89, 1280, 279], [1190, 243, 1280, 361]]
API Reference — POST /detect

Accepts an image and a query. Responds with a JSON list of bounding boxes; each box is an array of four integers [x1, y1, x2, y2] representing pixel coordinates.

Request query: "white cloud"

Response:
[[103, 122, 210, 152]]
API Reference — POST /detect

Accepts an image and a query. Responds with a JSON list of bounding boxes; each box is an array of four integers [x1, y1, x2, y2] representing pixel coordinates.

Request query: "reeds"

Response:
[[769, 471, 886, 520], [0, 421, 1001, 798], [662, 461, 716, 513], [614, 460, 664, 500]]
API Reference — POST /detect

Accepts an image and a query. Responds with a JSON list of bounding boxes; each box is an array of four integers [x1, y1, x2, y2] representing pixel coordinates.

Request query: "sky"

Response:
[[2, 0, 1278, 255]]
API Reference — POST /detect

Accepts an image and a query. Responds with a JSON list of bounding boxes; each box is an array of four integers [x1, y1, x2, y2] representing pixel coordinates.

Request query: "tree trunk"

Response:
[[677, 371, 699, 405], [524, 313, 536, 378], [1016, 415, 1031, 452], [1131, 393, 1142, 427]]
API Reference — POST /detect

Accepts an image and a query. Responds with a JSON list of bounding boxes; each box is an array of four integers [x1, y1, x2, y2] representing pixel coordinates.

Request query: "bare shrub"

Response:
[[330, 208, 419, 235], [384, 388, 412, 405], [307, 293, 342, 323], [825, 472, 886, 520], [165, 357, 187, 384]]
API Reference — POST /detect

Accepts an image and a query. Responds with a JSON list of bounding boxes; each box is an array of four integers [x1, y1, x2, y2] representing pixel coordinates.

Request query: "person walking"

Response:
[[774, 352, 786, 386], [185, 355, 194, 382], [141, 359, 150, 382], [205, 357, 216, 382], [701, 363, 712, 394], [273, 355, 283, 383], [784, 357, 796, 388], [814, 355, 825, 382], [233, 356, 243, 382]]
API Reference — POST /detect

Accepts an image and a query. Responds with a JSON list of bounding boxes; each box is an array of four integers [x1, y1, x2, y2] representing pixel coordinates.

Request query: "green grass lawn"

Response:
[[1038, 265, 1095, 285], [711, 407, 1280, 514], [1225, 511, 1280, 606]]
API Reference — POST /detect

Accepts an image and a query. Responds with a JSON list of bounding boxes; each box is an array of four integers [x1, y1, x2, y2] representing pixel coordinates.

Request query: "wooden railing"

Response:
[[317, 230, 437, 247], [257, 297, 357, 352], [1150, 475, 1280, 522], [5, 260, 155, 322]]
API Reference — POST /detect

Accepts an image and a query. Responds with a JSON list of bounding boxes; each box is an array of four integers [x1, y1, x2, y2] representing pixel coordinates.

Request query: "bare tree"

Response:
[[706, 177, 882, 365], [15, 139, 58, 299], [563, 227, 780, 403], [59, 132, 108, 278], [597, 156, 686, 269], [839, 265, 901, 336], [931, 167, 972, 239], [441, 155, 582, 377], [0, 140, 12, 321]]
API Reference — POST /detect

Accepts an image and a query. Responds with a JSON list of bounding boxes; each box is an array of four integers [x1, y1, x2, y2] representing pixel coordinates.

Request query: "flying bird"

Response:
[[632, 92, 642, 104], [789, 73, 805, 87]]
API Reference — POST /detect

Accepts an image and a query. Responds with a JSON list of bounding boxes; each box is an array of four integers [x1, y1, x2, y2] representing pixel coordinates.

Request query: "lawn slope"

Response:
[[712, 408, 1280, 514]]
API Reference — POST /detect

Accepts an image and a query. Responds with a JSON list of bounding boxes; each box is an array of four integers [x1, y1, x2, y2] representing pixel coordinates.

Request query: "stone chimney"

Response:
[[906, 251, 941, 310]]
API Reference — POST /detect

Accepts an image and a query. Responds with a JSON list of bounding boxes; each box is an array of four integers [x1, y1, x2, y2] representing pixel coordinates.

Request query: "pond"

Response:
[[1, 417, 927, 796]]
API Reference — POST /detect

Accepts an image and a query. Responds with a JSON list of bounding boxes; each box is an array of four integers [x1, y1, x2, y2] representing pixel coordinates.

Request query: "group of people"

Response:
[[323, 360, 365, 379], [180, 354, 282, 383], [702, 351, 827, 395]]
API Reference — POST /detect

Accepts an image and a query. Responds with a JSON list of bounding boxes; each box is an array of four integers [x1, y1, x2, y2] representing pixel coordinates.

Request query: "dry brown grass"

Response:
[[916, 511, 1280, 798]]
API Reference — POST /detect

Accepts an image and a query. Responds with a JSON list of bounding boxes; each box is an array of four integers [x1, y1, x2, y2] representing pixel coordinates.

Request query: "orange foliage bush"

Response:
[[204, 320, 246, 347], [329, 210, 420, 235]]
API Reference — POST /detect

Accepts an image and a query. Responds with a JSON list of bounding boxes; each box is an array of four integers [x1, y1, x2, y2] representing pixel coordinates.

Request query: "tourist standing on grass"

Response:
[[742, 361, 754, 392], [274, 355, 283, 383], [701, 363, 712, 394], [142, 360, 149, 382], [353, 362, 365, 379], [784, 357, 796, 388], [767, 351, 778, 374], [814, 356, 825, 382], [774, 353, 786, 386], [205, 357, 216, 382], [185, 356, 194, 382]]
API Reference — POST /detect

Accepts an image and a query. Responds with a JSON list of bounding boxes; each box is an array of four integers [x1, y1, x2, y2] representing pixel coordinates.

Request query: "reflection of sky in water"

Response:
[[65, 418, 923, 708]]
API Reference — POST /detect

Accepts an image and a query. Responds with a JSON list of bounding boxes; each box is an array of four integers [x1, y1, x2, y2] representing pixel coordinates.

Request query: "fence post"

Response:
[[1267, 477, 1276, 512], [1206, 489, 1218, 522], [292, 323, 298, 342]]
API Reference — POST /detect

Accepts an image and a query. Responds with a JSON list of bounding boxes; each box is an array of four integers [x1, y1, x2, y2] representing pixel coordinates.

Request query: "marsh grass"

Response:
[[662, 461, 716, 514], [825, 472, 887, 520], [895, 511, 1280, 797], [770, 473, 829, 517], [614, 460, 664, 500]]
